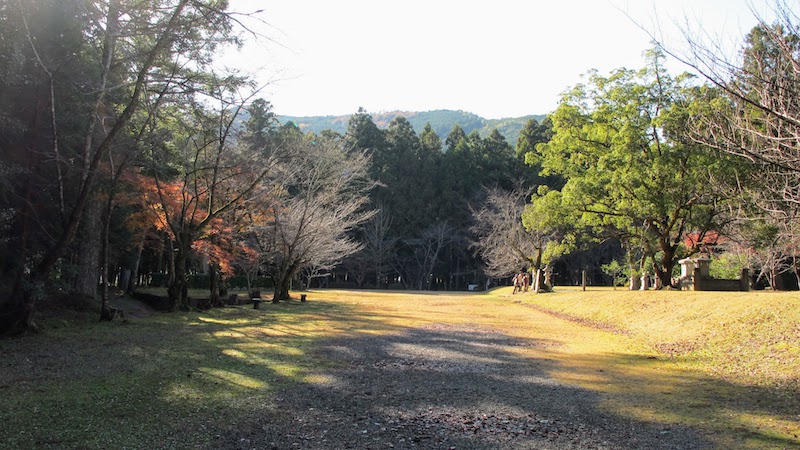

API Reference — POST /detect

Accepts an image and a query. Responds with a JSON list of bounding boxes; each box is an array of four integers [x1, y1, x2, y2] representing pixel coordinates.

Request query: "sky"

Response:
[[222, 0, 777, 119]]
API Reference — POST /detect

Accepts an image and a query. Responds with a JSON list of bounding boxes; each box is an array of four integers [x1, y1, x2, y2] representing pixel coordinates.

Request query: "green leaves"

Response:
[[537, 51, 741, 285]]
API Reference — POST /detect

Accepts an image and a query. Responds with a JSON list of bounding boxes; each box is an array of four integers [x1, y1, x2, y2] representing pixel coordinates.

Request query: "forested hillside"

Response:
[[279, 110, 546, 146]]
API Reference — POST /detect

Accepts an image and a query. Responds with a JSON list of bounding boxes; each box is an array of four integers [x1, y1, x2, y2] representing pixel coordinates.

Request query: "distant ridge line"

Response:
[[278, 109, 547, 146]]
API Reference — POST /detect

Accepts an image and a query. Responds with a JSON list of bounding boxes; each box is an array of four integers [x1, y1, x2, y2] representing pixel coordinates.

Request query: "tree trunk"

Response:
[[166, 234, 175, 286], [155, 234, 165, 275], [245, 270, 253, 294], [531, 248, 543, 293], [4, 289, 38, 335], [273, 275, 291, 302], [1, 273, 38, 335], [374, 260, 383, 289], [73, 196, 103, 300], [655, 245, 676, 289], [168, 241, 190, 311], [272, 262, 297, 303], [127, 232, 146, 292], [770, 267, 778, 290], [0, 190, 38, 335], [207, 261, 222, 308], [99, 195, 114, 321]]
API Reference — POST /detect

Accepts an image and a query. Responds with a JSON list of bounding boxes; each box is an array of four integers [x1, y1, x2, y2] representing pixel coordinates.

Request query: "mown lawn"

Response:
[[516, 286, 800, 449], [0, 287, 797, 449]]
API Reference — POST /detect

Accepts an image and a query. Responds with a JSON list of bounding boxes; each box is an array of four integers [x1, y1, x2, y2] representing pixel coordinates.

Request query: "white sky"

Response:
[[222, 0, 777, 119]]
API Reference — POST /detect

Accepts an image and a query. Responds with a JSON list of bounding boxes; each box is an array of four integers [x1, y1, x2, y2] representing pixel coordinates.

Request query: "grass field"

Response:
[[0, 287, 797, 449], [516, 286, 800, 448]]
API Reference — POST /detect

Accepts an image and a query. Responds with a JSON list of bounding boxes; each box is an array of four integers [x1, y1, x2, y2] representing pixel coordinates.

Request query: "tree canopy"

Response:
[[535, 51, 743, 287]]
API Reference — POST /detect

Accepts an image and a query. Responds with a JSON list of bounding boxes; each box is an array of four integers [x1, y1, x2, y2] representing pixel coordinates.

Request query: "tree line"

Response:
[[342, 2, 800, 295], [0, 0, 378, 334], [2, 0, 800, 336], [278, 110, 546, 149], [0, 0, 547, 335], [336, 109, 550, 291]]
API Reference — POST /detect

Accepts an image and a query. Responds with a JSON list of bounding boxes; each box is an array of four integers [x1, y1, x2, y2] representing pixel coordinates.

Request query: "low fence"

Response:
[[680, 268, 750, 292]]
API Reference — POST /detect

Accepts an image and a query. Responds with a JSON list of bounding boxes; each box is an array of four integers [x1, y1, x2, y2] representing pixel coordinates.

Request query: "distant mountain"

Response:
[[278, 110, 547, 147]]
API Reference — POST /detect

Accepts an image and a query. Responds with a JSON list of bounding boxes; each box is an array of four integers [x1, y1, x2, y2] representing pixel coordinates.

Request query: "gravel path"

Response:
[[216, 323, 712, 450]]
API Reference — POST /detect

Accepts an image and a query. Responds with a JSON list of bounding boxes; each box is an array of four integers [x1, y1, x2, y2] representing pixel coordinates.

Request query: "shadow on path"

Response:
[[219, 323, 714, 450]]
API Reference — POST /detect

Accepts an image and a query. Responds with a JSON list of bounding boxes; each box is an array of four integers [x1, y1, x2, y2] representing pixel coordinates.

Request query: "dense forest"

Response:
[[2, 0, 800, 335]]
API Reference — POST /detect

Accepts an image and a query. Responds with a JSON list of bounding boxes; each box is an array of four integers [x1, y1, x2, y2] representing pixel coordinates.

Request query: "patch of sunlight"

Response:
[[612, 404, 681, 424], [268, 346, 304, 356], [197, 316, 253, 326], [302, 374, 339, 386], [197, 368, 267, 389], [166, 384, 204, 401], [390, 342, 503, 365], [233, 342, 305, 356], [221, 348, 249, 360], [503, 346, 542, 359], [500, 374, 568, 387], [351, 328, 397, 336], [232, 353, 308, 370], [211, 330, 250, 339], [548, 369, 610, 389], [736, 411, 800, 443], [269, 363, 302, 378]]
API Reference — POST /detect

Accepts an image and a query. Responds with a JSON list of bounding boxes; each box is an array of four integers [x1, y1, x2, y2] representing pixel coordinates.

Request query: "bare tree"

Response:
[[362, 207, 397, 288], [721, 197, 800, 289], [252, 136, 376, 302], [643, 1, 800, 289], [658, 1, 800, 207], [471, 187, 535, 272], [334, 208, 396, 289], [401, 222, 457, 290], [471, 185, 568, 292], [471, 186, 534, 278]]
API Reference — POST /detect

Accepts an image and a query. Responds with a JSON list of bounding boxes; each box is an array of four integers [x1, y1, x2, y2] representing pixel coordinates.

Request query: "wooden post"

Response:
[[581, 270, 587, 291]]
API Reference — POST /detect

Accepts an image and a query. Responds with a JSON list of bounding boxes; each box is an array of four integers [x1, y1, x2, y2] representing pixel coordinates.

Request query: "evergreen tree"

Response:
[[537, 51, 741, 288]]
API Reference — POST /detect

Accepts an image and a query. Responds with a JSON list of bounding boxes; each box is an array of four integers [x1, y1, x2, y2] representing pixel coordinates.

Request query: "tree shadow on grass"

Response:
[[211, 325, 719, 450], [550, 350, 800, 449], [2, 300, 797, 450], [0, 300, 401, 449], [136, 309, 797, 449]]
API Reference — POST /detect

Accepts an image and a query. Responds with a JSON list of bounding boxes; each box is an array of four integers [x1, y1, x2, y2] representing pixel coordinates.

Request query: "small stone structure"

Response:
[[677, 256, 749, 291]]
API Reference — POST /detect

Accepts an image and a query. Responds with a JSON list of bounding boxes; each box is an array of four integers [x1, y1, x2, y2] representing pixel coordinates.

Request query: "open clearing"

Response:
[[0, 288, 798, 449]]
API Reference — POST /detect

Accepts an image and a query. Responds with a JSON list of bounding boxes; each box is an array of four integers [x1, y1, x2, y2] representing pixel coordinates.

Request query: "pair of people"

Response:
[[512, 271, 530, 294]]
